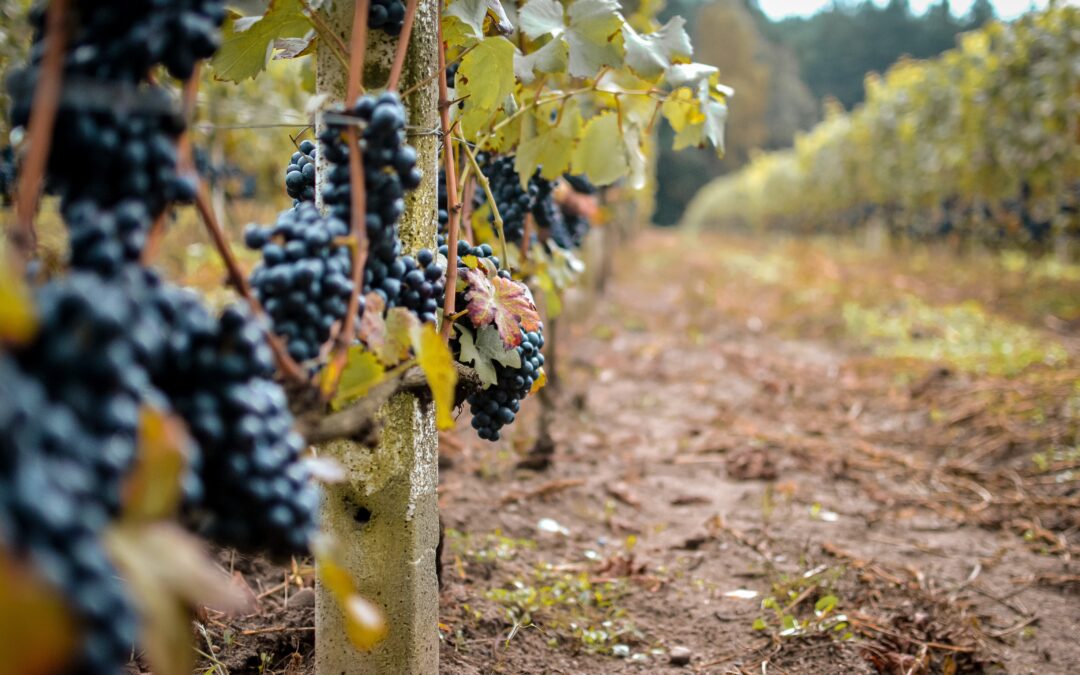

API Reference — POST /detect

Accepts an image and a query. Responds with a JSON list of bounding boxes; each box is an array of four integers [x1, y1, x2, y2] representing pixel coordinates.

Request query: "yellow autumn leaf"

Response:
[[411, 323, 458, 429]]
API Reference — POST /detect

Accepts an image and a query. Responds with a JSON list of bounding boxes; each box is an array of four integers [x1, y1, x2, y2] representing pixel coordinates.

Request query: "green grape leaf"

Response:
[[519, 0, 567, 39], [566, 0, 624, 78], [518, 0, 623, 78], [455, 324, 498, 387], [211, 0, 312, 82], [571, 112, 629, 186], [476, 324, 524, 369], [462, 268, 541, 349], [444, 0, 514, 45], [410, 322, 458, 429], [514, 37, 569, 84], [457, 36, 517, 116], [514, 99, 583, 183], [622, 16, 692, 81]]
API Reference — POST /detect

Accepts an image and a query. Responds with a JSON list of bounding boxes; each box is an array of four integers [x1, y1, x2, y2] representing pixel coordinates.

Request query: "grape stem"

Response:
[[191, 188, 307, 384], [438, 29, 462, 342], [386, 0, 419, 92], [458, 140, 509, 266], [322, 0, 371, 400], [10, 0, 69, 271]]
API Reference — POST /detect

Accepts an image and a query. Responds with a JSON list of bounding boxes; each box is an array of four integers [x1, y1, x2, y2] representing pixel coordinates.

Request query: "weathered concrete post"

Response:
[[314, 1, 441, 673]]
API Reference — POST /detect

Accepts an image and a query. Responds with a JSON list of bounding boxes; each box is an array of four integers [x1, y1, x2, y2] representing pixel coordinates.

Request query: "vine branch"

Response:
[[322, 0, 370, 399], [302, 362, 482, 444], [192, 188, 307, 384], [437, 25, 462, 342], [302, 0, 351, 73], [10, 0, 69, 270], [386, 0, 419, 92]]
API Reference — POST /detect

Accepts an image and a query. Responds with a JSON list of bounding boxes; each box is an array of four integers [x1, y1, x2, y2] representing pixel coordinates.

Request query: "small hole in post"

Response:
[[354, 506, 372, 525]]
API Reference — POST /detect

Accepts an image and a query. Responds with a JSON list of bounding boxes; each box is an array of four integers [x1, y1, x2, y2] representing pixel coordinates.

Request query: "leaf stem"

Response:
[[458, 140, 508, 266], [10, 0, 69, 271], [386, 0, 419, 91]]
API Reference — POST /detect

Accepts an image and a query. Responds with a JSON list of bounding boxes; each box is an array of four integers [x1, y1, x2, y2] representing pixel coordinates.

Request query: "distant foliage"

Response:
[[687, 6, 1080, 248]]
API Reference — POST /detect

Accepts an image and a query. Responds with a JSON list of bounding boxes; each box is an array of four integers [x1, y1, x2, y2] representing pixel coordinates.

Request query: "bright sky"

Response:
[[756, 0, 1063, 20]]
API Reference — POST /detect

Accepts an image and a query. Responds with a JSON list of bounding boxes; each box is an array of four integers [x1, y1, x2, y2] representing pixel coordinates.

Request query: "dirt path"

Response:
[[437, 231, 1080, 674]]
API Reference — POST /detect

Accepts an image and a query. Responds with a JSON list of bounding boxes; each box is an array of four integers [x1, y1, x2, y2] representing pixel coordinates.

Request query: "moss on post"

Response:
[[314, 1, 441, 673]]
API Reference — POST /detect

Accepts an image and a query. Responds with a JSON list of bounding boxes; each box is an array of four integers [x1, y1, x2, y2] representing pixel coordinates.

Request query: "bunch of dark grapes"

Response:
[[530, 174, 563, 238], [9, 273, 170, 517], [6, 74, 194, 216], [246, 203, 356, 363], [465, 329, 545, 441], [26, 0, 226, 82], [393, 249, 445, 324], [438, 235, 506, 276], [478, 154, 535, 245], [285, 139, 317, 205], [0, 365, 139, 675], [438, 170, 450, 233], [446, 62, 459, 89], [319, 92, 422, 303], [369, 0, 406, 35], [62, 198, 153, 275], [146, 293, 319, 556]]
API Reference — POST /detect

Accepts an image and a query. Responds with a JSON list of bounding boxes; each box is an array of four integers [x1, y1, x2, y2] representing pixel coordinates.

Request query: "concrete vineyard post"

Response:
[[314, 1, 441, 673]]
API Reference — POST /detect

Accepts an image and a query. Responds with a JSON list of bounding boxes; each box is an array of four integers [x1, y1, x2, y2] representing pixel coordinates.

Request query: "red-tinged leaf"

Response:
[[357, 292, 388, 353], [122, 407, 194, 522], [0, 549, 78, 675], [462, 268, 542, 349]]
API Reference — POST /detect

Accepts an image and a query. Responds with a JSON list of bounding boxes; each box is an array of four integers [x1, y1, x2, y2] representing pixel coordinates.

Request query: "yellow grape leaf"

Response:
[[514, 100, 583, 185], [122, 407, 193, 523], [411, 322, 458, 430], [382, 308, 420, 366], [331, 346, 386, 411], [105, 523, 247, 675], [457, 36, 516, 115], [443, 0, 513, 46], [0, 549, 78, 675], [0, 261, 37, 346], [570, 112, 629, 186], [313, 536, 389, 652], [621, 16, 692, 81], [530, 367, 548, 395]]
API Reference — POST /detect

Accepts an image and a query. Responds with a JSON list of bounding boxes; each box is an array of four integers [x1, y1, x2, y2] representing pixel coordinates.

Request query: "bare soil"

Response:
[[192, 230, 1080, 674]]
